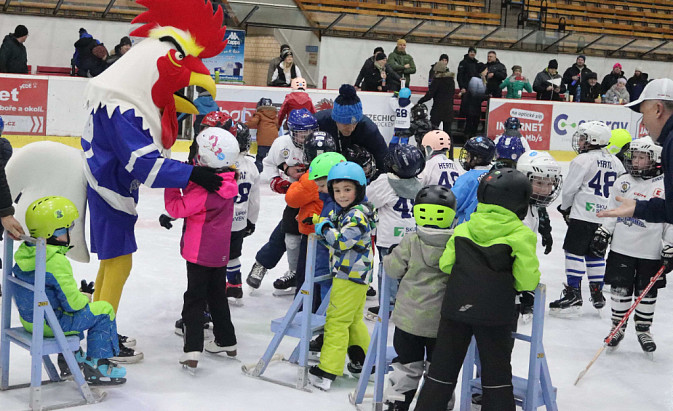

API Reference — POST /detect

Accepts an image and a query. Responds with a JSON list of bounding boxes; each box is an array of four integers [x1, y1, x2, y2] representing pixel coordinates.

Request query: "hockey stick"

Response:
[[574, 263, 667, 386]]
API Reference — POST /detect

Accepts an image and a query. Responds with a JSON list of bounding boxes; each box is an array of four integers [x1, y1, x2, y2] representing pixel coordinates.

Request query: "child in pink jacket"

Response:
[[164, 127, 240, 372]]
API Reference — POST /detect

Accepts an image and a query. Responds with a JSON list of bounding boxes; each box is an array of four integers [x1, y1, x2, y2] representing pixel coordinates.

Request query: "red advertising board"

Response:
[[0, 78, 48, 135], [216, 101, 258, 123], [487, 101, 554, 150]]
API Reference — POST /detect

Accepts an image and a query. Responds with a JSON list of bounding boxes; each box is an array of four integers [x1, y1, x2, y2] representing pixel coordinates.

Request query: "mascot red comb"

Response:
[[81, 0, 226, 361]]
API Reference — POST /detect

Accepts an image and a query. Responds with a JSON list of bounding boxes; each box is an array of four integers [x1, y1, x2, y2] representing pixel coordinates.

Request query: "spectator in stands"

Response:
[[106, 36, 132, 65], [0, 25, 29, 74], [605, 78, 630, 104], [270, 50, 301, 87], [562, 55, 592, 102], [485, 51, 507, 98], [499, 65, 532, 99], [428, 53, 449, 86], [388, 39, 416, 88], [315, 84, 388, 171], [267, 44, 290, 86], [533, 59, 565, 101], [418, 60, 455, 136], [580, 72, 601, 103], [355, 46, 384, 89], [627, 68, 649, 102], [74, 28, 109, 78], [464, 63, 488, 138], [360, 53, 400, 92], [457, 47, 480, 128], [601, 63, 627, 95]]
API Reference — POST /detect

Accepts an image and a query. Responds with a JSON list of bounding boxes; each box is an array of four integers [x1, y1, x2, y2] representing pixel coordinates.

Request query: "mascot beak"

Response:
[[173, 55, 217, 115]]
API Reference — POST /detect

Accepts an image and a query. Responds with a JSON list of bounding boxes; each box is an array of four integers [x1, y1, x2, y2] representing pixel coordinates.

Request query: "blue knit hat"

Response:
[[332, 84, 363, 125]]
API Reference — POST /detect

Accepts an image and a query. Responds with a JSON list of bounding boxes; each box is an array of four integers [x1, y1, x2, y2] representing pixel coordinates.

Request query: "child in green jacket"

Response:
[[499, 65, 533, 99], [416, 168, 541, 411]]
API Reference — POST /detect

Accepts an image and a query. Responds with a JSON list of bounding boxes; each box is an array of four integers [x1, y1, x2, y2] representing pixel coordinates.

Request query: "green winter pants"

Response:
[[318, 278, 370, 376]]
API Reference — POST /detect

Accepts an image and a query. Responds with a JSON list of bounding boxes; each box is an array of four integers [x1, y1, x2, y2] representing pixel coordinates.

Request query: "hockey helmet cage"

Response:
[[516, 150, 563, 207]]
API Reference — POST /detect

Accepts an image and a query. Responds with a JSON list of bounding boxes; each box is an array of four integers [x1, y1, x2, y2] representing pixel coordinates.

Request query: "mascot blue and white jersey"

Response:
[[232, 154, 260, 232]]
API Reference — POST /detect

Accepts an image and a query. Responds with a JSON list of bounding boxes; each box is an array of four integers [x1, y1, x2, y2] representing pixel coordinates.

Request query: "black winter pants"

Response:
[[415, 317, 515, 411], [182, 262, 237, 352]]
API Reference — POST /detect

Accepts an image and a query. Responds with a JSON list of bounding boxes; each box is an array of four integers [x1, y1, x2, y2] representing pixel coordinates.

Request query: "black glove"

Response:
[[557, 205, 571, 226], [302, 216, 314, 225], [159, 214, 176, 230], [589, 227, 611, 258], [537, 207, 553, 255], [80, 280, 95, 294], [190, 166, 223, 193], [243, 220, 256, 237], [661, 246, 673, 274]]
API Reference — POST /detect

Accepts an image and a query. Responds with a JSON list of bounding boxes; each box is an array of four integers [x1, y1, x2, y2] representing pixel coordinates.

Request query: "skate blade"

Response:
[[644, 352, 655, 361], [86, 376, 127, 386], [228, 297, 244, 307], [549, 306, 582, 317], [606, 345, 620, 353], [181, 362, 198, 375], [110, 352, 144, 364], [364, 312, 378, 322], [272, 288, 296, 297]]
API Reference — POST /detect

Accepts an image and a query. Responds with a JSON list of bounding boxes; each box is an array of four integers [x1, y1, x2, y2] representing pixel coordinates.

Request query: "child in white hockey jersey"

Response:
[[418, 130, 464, 188], [590, 137, 672, 353], [551, 121, 626, 315], [389, 88, 414, 146], [366, 144, 425, 320], [452, 136, 496, 224], [225, 119, 260, 304]]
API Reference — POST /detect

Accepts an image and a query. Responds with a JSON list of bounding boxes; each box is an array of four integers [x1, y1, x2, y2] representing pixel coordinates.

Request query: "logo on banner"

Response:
[[216, 101, 257, 122], [553, 113, 631, 136]]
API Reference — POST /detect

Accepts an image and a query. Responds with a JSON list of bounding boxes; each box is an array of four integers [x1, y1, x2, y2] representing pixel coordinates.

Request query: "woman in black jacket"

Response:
[[361, 53, 401, 92], [418, 60, 456, 153]]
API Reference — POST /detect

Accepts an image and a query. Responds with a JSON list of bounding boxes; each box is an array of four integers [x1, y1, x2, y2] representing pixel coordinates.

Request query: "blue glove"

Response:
[[315, 218, 334, 236]]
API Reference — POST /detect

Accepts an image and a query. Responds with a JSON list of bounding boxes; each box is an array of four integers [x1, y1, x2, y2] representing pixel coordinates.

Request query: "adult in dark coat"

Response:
[[533, 59, 565, 101], [315, 85, 388, 172], [418, 61, 455, 138], [267, 44, 290, 86], [626, 69, 649, 102], [355, 46, 384, 89], [428, 53, 449, 86], [562, 55, 592, 101], [485, 51, 507, 98], [457, 47, 480, 127], [601, 63, 627, 95], [74, 28, 109, 78], [579, 72, 601, 103], [360, 53, 401, 92], [0, 25, 28, 74]]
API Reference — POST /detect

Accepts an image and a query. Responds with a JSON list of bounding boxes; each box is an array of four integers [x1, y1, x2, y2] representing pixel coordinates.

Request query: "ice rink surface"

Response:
[[2, 157, 673, 411]]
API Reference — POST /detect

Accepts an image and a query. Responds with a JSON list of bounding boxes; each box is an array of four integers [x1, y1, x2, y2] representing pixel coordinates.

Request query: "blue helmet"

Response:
[[495, 136, 526, 162], [0, 116, 3, 134], [327, 161, 367, 207], [287, 108, 318, 149], [385, 144, 425, 179], [504, 117, 521, 130], [398, 88, 412, 99], [459, 136, 496, 170]]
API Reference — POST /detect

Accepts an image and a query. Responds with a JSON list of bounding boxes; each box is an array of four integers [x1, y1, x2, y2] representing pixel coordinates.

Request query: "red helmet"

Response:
[[200, 111, 230, 131]]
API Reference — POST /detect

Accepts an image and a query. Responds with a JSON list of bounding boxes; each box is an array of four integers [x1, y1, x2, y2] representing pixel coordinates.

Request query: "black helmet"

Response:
[[477, 168, 531, 220], [413, 185, 457, 229], [257, 97, 273, 108], [303, 131, 338, 164], [459, 136, 495, 170], [411, 103, 429, 120], [344, 144, 377, 180], [385, 144, 425, 179], [223, 119, 251, 153]]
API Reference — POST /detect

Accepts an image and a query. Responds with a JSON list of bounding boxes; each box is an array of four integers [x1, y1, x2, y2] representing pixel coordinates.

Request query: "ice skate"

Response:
[[118, 333, 136, 348], [226, 284, 244, 306], [272, 271, 296, 296], [589, 282, 606, 310], [366, 285, 377, 300], [57, 352, 73, 379], [76, 350, 127, 385], [205, 341, 237, 359], [520, 304, 533, 324], [110, 335, 144, 364], [549, 284, 582, 316], [175, 315, 212, 337], [365, 306, 379, 322], [245, 261, 268, 289], [606, 323, 626, 352], [179, 351, 200, 375], [346, 346, 367, 376], [308, 365, 336, 391], [636, 326, 656, 359]]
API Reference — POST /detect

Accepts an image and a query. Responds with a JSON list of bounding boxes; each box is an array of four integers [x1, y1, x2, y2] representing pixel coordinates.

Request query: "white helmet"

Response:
[[625, 136, 663, 178], [516, 150, 563, 207], [572, 121, 611, 153], [195, 127, 240, 168]]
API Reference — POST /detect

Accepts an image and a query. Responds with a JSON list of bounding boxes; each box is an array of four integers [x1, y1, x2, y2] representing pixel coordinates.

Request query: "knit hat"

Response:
[[635, 66, 643, 72], [585, 71, 597, 80], [14, 25, 28, 38], [374, 46, 384, 55], [397, 39, 407, 46], [511, 65, 522, 72], [577, 55, 586, 62], [280, 44, 290, 53], [548, 59, 558, 69], [468, 46, 477, 54], [375, 52, 387, 61], [119, 36, 132, 47], [613, 63, 622, 70], [440, 53, 449, 61], [281, 50, 293, 60], [332, 85, 363, 125]]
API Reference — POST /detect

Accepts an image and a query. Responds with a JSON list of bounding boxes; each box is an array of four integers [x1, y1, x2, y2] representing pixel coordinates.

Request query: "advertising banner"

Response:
[[0, 77, 48, 135], [488, 98, 644, 151], [203, 29, 246, 84]]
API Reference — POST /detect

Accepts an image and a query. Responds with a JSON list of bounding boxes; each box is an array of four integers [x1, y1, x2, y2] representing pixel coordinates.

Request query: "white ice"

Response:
[[1, 158, 673, 411]]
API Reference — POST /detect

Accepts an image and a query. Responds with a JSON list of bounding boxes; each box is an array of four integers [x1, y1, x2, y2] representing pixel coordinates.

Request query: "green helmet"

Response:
[[606, 129, 632, 155], [308, 152, 346, 180], [413, 185, 457, 229], [25, 196, 79, 239]]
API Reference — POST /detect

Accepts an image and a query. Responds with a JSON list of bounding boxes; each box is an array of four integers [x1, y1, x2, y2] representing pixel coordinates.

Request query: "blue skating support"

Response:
[[0, 234, 102, 410], [349, 266, 397, 410], [460, 283, 558, 411], [242, 235, 332, 391]]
